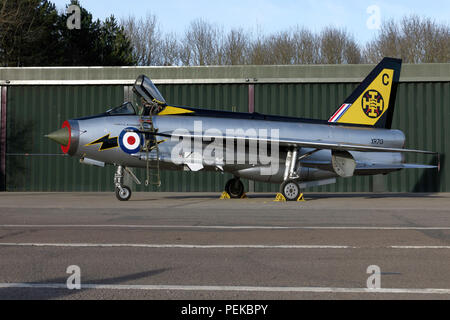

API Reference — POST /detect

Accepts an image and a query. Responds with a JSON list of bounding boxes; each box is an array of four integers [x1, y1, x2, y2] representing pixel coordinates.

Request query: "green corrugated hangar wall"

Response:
[[0, 63, 448, 193]]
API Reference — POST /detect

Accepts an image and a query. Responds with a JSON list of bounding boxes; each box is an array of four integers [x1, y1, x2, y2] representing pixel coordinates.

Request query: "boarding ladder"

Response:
[[139, 113, 161, 188]]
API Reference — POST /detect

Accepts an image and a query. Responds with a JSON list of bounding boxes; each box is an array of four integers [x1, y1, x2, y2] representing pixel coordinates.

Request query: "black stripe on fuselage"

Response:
[[75, 107, 375, 129], [165, 106, 375, 128]]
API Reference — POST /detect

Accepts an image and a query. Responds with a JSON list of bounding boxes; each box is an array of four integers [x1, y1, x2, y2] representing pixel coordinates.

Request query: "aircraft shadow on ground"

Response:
[[130, 154, 446, 202], [0, 268, 169, 300], [130, 192, 446, 202]]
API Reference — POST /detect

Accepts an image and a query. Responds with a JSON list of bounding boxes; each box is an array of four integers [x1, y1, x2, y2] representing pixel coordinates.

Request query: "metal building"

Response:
[[0, 63, 448, 193]]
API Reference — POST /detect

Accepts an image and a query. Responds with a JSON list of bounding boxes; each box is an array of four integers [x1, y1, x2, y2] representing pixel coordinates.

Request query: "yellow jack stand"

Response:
[[240, 193, 248, 199], [297, 193, 306, 202], [220, 192, 231, 200]]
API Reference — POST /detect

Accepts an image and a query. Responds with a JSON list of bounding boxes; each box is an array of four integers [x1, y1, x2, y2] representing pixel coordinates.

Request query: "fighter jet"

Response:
[[47, 58, 438, 201]]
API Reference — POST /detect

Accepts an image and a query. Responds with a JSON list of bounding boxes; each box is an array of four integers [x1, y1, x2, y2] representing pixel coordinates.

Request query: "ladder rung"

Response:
[[140, 115, 161, 188]]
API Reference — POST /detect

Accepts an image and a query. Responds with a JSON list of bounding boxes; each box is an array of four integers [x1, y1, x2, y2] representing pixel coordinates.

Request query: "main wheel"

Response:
[[225, 178, 245, 199], [115, 186, 132, 201], [280, 180, 301, 201]]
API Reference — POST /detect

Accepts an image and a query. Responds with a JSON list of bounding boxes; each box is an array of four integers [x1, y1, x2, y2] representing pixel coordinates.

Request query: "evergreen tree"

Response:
[[0, 0, 135, 66], [97, 16, 135, 66], [0, 0, 59, 66]]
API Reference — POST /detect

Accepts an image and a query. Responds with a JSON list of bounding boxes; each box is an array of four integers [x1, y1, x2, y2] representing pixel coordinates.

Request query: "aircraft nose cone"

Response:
[[46, 127, 70, 146]]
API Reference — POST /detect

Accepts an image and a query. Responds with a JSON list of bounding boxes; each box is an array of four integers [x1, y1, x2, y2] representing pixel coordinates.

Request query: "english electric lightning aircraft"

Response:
[[47, 58, 438, 201]]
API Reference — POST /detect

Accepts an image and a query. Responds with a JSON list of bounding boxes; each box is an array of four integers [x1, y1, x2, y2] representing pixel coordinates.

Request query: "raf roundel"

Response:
[[119, 127, 142, 154]]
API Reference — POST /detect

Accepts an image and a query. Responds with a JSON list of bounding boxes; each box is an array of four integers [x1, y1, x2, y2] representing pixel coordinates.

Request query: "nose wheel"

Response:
[[114, 165, 133, 201], [116, 186, 132, 201]]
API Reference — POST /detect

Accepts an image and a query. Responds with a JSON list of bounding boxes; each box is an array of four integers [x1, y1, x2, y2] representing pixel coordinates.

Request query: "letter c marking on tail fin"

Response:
[[382, 74, 390, 86]]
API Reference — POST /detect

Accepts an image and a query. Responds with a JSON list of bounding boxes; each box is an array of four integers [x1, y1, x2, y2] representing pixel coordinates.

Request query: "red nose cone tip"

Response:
[[60, 121, 72, 154]]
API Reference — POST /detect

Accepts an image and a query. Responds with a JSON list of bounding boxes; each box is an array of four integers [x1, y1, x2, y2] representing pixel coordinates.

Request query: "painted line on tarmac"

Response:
[[1, 225, 450, 230], [390, 246, 450, 249], [0, 243, 353, 249], [1, 243, 450, 250], [0, 283, 449, 295]]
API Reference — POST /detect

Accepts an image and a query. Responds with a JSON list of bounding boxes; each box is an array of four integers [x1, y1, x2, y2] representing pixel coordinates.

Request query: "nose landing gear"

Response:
[[114, 165, 131, 201], [114, 165, 142, 201]]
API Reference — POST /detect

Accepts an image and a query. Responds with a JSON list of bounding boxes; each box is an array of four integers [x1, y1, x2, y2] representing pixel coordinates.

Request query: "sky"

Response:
[[51, 0, 450, 44]]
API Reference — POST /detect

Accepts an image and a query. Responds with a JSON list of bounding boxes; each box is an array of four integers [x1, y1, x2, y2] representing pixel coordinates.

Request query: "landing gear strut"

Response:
[[280, 148, 303, 201], [225, 177, 245, 199], [114, 165, 132, 201]]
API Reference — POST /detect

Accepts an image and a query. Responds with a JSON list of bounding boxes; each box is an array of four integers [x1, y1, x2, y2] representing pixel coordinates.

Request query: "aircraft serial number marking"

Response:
[[371, 139, 384, 145]]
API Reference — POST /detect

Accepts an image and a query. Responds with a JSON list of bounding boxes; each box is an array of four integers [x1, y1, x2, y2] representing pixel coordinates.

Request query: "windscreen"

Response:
[[106, 102, 137, 115]]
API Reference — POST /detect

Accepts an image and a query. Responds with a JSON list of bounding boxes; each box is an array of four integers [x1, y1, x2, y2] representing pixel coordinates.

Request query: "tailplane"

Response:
[[329, 57, 402, 129]]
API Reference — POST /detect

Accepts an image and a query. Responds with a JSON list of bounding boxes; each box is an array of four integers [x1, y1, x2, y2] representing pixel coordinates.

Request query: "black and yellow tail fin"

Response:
[[328, 57, 402, 129]]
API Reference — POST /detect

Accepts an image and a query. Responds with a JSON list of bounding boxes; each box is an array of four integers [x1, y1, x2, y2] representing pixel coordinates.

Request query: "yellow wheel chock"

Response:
[[219, 192, 248, 200], [220, 192, 231, 199], [274, 193, 287, 202], [274, 193, 306, 202]]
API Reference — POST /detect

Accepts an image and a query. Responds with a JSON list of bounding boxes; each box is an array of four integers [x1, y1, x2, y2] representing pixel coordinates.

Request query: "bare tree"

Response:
[[0, 0, 18, 25], [182, 19, 223, 66], [363, 20, 401, 63], [344, 40, 362, 64], [400, 15, 424, 63], [178, 39, 192, 66], [122, 13, 162, 66], [247, 27, 360, 65], [0, 0, 23, 64], [248, 32, 269, 65], [160, 32, 180, 66], [421, 18, 449, 63], [122, 13, 447, 66], [222, 28, 249, 65], [319, 27, 361, 64], [292, 27, 320, 64], [364, 16, 449, 63], [267, 31, 296, 65], [320, 27, 346, 64]]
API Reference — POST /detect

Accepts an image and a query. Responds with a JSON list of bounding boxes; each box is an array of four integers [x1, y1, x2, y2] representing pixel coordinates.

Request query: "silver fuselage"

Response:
[[66, 114, 405, 184]]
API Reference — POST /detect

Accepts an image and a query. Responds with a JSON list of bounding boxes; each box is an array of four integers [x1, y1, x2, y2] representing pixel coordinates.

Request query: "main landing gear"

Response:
[[114, 166, 131, 201], [224, 177, 245, 199], [280, 179, 301, 201], [278, 148, 304, 201]]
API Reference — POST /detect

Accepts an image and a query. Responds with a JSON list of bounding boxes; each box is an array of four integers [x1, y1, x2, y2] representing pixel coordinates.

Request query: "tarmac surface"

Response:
[[0, 192, 449, 300]]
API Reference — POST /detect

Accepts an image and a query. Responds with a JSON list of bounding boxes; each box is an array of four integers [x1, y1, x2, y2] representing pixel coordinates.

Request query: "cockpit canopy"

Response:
[[133, 75, 166, 105], [105, 75, 166, 116]]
